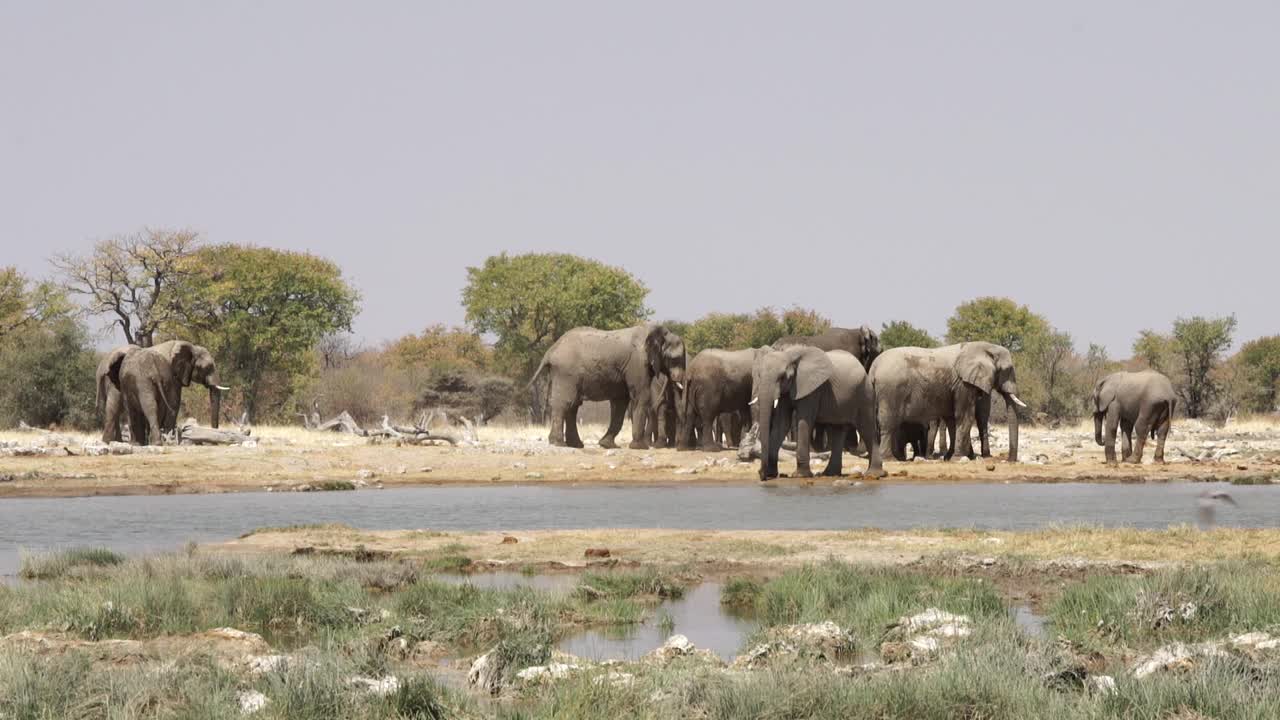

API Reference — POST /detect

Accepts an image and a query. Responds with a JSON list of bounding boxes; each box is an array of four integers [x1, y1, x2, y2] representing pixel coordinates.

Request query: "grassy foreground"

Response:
[[5, 545, 1280, 718]]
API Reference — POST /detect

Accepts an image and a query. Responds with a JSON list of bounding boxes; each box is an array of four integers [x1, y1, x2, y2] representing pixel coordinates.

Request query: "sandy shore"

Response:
[[1, 420, 1277, 498]]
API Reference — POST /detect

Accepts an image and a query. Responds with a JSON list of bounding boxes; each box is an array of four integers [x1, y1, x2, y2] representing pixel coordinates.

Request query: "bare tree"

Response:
[[52, 228, 201, 347]]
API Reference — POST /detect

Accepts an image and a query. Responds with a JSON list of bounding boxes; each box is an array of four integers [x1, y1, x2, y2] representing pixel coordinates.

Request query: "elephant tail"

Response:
[[526, 349, 553, 391]]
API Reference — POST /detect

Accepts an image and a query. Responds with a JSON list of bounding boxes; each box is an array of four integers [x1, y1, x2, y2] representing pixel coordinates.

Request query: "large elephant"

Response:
[[751, 346, 885, 481], [108, 340, 227, 445], [678, 347, 765, 451], [1093, 370, 1176, 464], [529, 323, 687, 449], [96, 344, 139, 442], [869, 342, 1024, 462], [773, 326, 881, 371]]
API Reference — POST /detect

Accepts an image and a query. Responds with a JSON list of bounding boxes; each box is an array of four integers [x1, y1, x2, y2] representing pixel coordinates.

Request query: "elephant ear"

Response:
[[789, 346, 834, 400], [644, 325, 666, 376], [956, 345, 996, 395], [860, 326, 880, 361], [107, 349, 130, 391], [169, 341, 196, 387], [1094, 377, 1116, 413]]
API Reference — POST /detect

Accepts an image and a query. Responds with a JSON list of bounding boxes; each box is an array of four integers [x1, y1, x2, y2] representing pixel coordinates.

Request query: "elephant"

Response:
[[713, 412, 747, 447], [1093, 370, 1176, 464], [869, 342, 1024, 462], [633, 374, 681, 448], [108, 340, 227, 445], [773, 326, 881, 371], [751, 346, 885, 481], [96, 344, 139, 442], [529, 323, 687, 450], [678, 347, 765, 451]]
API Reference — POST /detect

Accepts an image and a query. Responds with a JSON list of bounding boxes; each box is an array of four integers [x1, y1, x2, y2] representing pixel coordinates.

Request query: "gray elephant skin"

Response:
[[96, 344, 139, 442], [679, 347, 764, 451], [773, 326, 881, 370], [107, 340, 227, 445], [529, 323, 687, 450], [1093, 370, 1175, 464], [869, 342, 1025, 462], [751, 346, 885, 481], [633, 374, 681, 448]]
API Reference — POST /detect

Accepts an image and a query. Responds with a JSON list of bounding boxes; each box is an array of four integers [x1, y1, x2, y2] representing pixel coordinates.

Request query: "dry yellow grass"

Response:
[[217, 524, 1280, 570]]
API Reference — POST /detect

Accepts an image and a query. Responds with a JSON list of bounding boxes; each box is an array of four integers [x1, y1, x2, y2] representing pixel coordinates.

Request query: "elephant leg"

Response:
[[546, 379, 573, 447], [926, 421, 939, 459], [599, 398, 627, 449], [955, 411, 976, 460], [1103, 404, 1121, 465], [793, 414, 813, 478], [564, 404, 585, 449], [628, 394, 650, 451], [103, 392, 123, 443], [729, 413, 743, 447], [1120, 418, 1134, 462], [943, 417, 958, 461], [976, 396, 992, 458], [1128, 410, 1152, 464], [859, 408, 886, 478], [1154, 408, 1171, 464], [699, 412, 722, 452], [822, 426, 845, 476]]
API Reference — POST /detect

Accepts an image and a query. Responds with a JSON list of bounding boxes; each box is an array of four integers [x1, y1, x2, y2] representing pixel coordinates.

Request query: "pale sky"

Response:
[[2, 2, 1276, 355]]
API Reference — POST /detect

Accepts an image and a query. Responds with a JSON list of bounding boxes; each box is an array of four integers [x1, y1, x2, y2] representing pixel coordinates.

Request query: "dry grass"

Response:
[[219, 525, 1280, 570]]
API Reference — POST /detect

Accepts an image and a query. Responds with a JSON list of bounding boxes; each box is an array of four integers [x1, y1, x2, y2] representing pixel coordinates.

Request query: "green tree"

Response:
[[169, 245, 360, 422], [387, 325, 494, 373], [1023, 329, 1079, 420], [679, 307, 830, 355], [681, 313, 751, 355], [1170, 315, 1237, 418], [462, 253, 650, 380], [1237, 336, 1280, 412], [0, 318, 98, 429], [1132, 330, 1177, 374], [945, 297, 1049, 352], [0, 268, 69, 342], [880, 320, 939, 350]]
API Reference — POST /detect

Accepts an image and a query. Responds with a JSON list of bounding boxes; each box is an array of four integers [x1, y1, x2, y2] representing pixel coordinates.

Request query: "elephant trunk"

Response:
[[754, 386, 783, 480], [1094, 413, 1104, 446], [207, 380, 223, 429], [1004, 392, 1020, 462]]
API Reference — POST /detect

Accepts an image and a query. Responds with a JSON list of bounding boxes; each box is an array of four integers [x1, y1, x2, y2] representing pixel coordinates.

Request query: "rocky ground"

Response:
[[1, 418, 1279, 497]]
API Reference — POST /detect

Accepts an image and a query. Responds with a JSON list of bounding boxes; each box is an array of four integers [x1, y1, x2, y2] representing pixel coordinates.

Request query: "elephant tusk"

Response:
[[1010, 393, 1028, 408], [214, 385, 231, 391], [748, 397, 758, 406], [772, 398, 778, 409], [674, 382, 684, 391]]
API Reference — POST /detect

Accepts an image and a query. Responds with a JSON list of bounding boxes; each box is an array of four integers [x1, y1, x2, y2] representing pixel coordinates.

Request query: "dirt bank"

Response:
[[2, 420, 1277, 498]]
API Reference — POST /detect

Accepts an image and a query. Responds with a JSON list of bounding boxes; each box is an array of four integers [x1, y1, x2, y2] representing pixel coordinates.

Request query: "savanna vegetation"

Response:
[[1, 232, 1273, 431]]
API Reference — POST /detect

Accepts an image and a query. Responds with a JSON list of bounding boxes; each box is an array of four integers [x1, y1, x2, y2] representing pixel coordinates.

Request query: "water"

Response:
[[1, 482, 1272, 577], [561, 583, 755, 662]]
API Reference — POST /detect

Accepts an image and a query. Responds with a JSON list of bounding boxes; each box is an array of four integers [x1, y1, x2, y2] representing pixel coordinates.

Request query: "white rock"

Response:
[[1087, 675, 1117, 695], [356, 469, 377, 480], [468, 652, 501, 694], [516, 662, 580, 684], [908, 636, 941, 654], [594, 671, 635, 688], [348, 676, 400, 695], [236, 690, 269, 714], [525, 472, 544, 479], [1132, 643, 1195, 679], [246, 654, 290, 675]]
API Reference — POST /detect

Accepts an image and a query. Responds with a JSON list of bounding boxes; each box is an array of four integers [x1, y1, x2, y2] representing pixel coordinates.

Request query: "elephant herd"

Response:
[[95, 340, 227, 445], [530, 322, 1180, 480]]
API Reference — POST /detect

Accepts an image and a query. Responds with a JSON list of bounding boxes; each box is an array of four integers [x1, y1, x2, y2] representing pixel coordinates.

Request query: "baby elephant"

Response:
[[1093, 370, 1176, 464]]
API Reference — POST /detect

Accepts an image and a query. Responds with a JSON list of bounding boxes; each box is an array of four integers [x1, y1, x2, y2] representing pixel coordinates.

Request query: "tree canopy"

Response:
[[386, 325, 494, 372], [462, 253, 650, 379], [168, 244, 360, 422], [678, 307, 830, 355], [880, 320, 939, 350], [53, 228, 201, 347], [945, 297, 1050, 352]]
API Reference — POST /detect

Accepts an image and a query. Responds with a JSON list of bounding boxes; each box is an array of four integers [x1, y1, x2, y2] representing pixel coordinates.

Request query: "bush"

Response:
[[0, 319, 97, 430]]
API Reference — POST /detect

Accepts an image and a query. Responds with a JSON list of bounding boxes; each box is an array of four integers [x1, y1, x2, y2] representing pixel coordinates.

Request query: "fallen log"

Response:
[[179, 420, 252, 446], [315, 411, 364, 435]]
